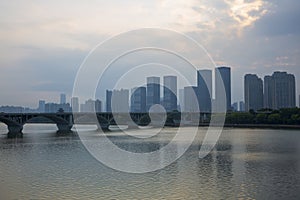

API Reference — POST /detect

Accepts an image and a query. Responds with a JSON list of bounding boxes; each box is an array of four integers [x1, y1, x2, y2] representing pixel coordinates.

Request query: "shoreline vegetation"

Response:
[[194, 107, 300, 130]]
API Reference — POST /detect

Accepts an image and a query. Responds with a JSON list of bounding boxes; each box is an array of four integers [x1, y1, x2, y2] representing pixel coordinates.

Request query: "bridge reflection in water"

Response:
[[0, 112, 210, 136]]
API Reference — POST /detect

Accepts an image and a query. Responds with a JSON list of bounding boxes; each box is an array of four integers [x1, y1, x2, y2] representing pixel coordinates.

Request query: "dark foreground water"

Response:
[[0, 124, 299, 200]]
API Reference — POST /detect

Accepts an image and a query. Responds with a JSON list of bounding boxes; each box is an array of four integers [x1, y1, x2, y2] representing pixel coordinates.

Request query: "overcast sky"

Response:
[[0, 0, 299, 108]]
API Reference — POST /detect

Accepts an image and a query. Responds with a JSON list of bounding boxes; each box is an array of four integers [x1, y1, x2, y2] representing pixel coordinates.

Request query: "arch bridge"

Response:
[[0, 112, 210, 136]]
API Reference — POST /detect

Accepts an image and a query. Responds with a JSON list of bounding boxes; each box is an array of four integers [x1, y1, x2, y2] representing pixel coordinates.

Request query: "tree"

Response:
[[268, 113, 281, 124]]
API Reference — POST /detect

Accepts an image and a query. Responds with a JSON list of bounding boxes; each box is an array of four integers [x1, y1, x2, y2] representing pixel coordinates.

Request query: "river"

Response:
[[0, 124, 299, 199]]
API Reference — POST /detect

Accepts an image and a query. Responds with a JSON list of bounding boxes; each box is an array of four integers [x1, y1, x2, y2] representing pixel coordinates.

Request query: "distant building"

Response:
[[95, 99, 102, 112], [71, 97, 79, 112], [232, 102, 238, 111], [38, 100, 45, 113], [106, 90, 112, 112], [84, 99, 95, 112], [215, 67, 231, 111], [60, 93, 66, 104], [239, 101, 245, 112], [184, 86, 199, 112], [111, 89, 129, 113], [0, 106, 24, 113], [178, 89, 184, 112], [264, 72, 296, 109], [244, 74, 263, 111], [197, 69, 212, 112], [163, 76, 177, 112], [45, 103, 71, 113], [130, 87, 146, 113], [146, 76, 160, 111]]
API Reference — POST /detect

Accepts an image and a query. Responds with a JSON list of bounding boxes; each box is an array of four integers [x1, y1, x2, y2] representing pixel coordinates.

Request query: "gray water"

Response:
[[0, 124, 299, 199]]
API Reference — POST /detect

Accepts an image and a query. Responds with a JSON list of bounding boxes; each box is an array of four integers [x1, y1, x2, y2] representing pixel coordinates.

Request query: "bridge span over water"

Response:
[[0, 112, 210, 136]]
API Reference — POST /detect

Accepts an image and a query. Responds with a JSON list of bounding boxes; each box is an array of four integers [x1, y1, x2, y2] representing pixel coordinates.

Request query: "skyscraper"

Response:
[[239, 101, 245, 112], [215, 67, 231, 111], [146, 76, 160, 111], [244, 74, 264, 111], [197, 69, 212, 112], [95, 99, 102, 112], [71, 97, 79, 112], [60, 93, 66, 104], [38, 100, 45, 113], [111, 89, 129, 113], [178, 89, 185, 112], [131, 87, 146, 113], [163, 76, 177, 112], [264, 72, 296, 109], [184, 86, 199, 112], [106, 90, 112, 112]]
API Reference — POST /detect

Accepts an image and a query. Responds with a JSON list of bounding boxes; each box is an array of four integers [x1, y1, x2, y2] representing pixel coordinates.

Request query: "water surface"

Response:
[[0, 124, 299, 199]]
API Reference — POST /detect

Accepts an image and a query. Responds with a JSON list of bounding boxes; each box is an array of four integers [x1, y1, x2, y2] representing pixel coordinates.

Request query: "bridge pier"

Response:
[[97, 123, 110, 131], [7, 125, 23, 138], [56, 124, 73, 133], [8, 125, 23, 134]]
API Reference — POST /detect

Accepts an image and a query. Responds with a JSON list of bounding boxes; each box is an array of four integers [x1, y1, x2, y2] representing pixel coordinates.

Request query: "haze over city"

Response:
[[0, 0, 299, 107]]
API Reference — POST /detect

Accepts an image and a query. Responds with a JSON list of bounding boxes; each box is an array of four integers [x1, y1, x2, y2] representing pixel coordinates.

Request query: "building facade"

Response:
[[197, 69, 212, 112], [215, 67, 231, 111], [163, 76, 177, 112], [71, 97, 79, 112], [146, 76, 160, 111], [264, 72, 296, 109], [130, 87, 146, 113], [244, 74, 264, 111], [184, 86, 199, 112]]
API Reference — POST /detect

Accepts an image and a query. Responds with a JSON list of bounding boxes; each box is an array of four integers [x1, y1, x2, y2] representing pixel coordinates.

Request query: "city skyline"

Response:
[[1, 69, 298, 113]]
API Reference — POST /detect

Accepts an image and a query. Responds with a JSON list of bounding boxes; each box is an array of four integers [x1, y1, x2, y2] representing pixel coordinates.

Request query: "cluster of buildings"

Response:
[[105, 67, 231, 113], [0, 67, 297, 114], [106, 76, 179, 113], [244, 71, 296, 111]]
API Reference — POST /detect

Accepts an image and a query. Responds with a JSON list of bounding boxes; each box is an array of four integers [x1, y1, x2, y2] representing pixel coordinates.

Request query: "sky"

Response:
[[0, 0, 299, 108]]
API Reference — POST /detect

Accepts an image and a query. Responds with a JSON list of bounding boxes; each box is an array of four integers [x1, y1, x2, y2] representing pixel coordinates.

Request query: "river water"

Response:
[[0, 124, 299, 199]]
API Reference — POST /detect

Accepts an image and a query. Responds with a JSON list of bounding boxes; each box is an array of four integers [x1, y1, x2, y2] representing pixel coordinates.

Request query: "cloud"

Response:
[[251, 0, 300, 37]]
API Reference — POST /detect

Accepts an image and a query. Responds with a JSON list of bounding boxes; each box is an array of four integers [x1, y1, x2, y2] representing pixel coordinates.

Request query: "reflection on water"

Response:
[[0, 123, 299, 199]]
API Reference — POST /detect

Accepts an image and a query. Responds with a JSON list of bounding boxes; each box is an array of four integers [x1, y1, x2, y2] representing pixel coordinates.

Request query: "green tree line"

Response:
[[225, 108, 300, 125]]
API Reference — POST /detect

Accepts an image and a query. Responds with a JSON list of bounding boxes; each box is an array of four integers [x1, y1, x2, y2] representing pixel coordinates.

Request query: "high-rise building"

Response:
[[60, 93, 66, 104], [163, 76, 177, 112], [232, 102, 238, 111], [111, 89, 129, 113], [106, 90, 112, 112], [146, 76, 160, 111], [131, 87, 146, 113], [84, 99, 96, 112], [80, 99, 101, 112], [184, 86, 199, 112], [264, 72, 296, 109], [244, 74, 263, 111], [215, 67, 231, 111], [178, 89, 185, 112], [71, 97, 79, 112], [197, 69, 212, 112], [239, 101, 245, 112], [95, 99, 102, 112], [38, 100, 45, 113]]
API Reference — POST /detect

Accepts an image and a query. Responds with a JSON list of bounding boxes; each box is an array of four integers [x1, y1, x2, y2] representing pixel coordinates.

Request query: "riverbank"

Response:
[[197, 123, 300, 130]]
